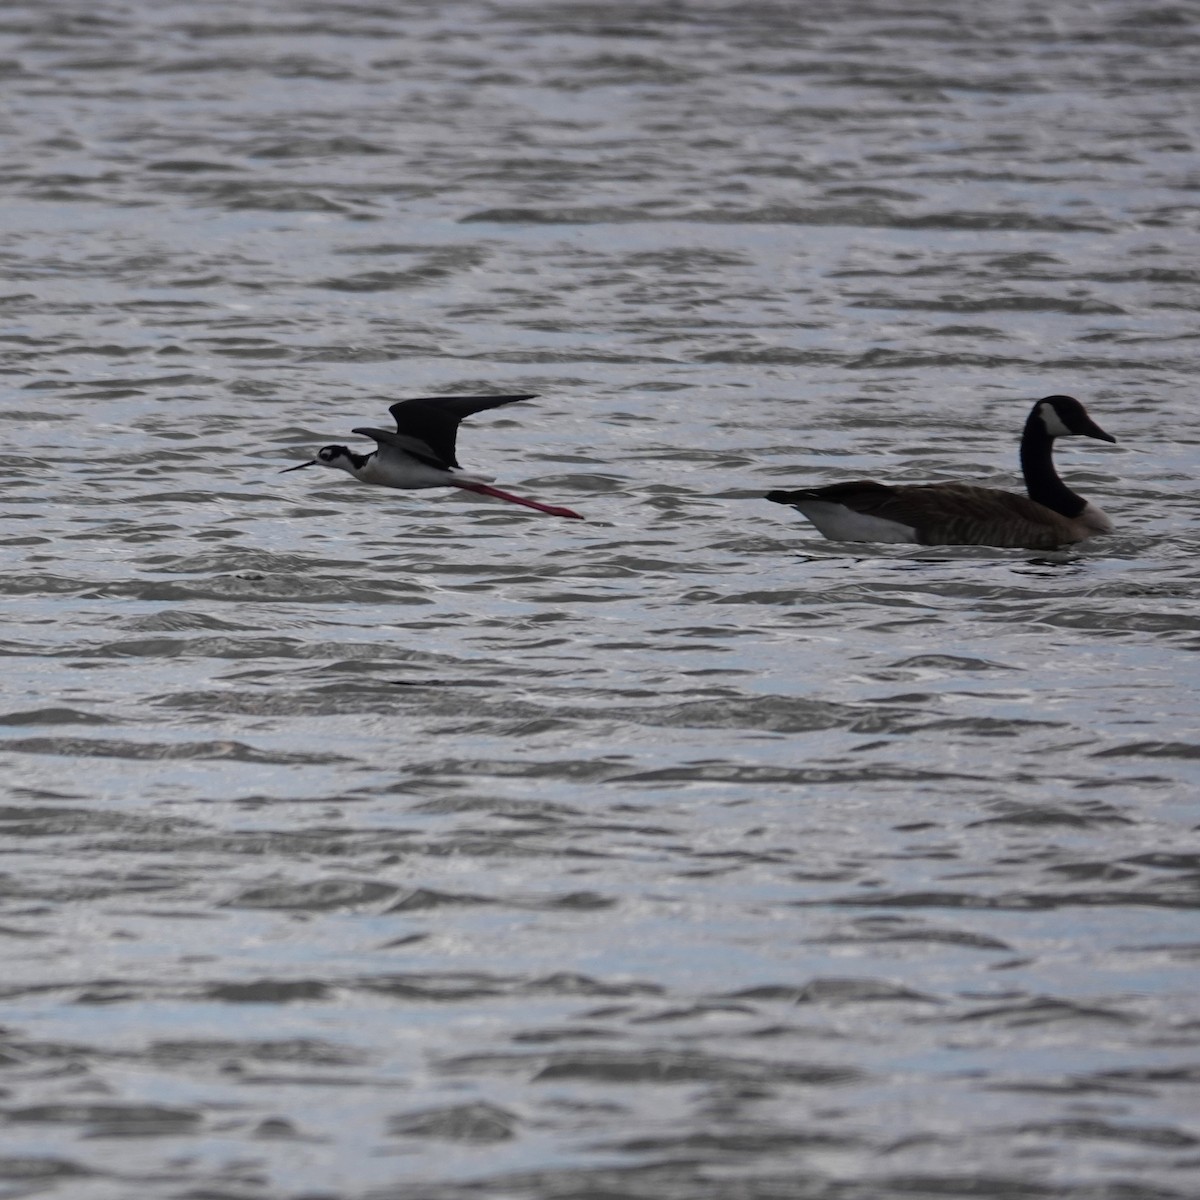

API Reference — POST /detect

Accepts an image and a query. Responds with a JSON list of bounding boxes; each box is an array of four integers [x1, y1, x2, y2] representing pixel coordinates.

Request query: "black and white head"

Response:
[[279, 444, 359, 475], [1034, 395, 1117, 443]]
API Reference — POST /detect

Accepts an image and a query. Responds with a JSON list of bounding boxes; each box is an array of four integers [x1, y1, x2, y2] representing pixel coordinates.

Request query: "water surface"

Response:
[[2, 2, 1199, 1198]]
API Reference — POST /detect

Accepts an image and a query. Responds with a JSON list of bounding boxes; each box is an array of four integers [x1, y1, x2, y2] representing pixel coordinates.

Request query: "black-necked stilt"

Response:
[[281, 394, 583, 520], [766, 395, 1117, 549]]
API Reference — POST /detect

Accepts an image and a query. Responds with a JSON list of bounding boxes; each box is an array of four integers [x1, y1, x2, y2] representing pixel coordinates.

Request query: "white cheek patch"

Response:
[[1038, 403, 1073, 437]]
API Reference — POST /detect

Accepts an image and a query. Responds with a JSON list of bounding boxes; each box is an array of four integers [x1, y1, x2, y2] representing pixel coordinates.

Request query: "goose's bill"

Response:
[[1083, 419, 1117, 444], [280, 459, 317, 473]]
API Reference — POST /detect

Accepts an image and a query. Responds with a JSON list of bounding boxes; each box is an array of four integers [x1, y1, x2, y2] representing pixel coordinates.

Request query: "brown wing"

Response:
[[866, 483, 1083, 548]]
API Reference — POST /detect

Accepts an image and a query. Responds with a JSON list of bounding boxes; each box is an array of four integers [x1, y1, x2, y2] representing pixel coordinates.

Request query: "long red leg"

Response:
[[454, 482, 583, 520]]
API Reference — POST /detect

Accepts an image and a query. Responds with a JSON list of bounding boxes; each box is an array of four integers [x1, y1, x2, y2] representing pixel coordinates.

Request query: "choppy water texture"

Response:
[[2, 2, 1199, 1197]]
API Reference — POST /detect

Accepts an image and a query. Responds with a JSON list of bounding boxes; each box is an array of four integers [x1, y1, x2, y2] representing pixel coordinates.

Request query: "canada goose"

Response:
[[765, 395, 1117, 549]]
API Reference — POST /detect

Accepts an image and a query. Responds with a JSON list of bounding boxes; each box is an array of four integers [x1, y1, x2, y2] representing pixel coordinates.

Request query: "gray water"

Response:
[[2, 2, 1200, 1198]]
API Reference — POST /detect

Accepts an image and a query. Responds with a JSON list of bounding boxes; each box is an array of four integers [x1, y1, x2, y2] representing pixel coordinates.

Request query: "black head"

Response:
[[1034, 395, 1117, 443], [279, 444, 356, 473]]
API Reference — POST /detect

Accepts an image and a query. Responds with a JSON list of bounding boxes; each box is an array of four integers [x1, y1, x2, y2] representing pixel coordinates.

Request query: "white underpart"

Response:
[[1077, 501, 1113, 534], [359, 452, 495, 490], [790, 500, 917, 543], [1037, 403, 1073, 437]]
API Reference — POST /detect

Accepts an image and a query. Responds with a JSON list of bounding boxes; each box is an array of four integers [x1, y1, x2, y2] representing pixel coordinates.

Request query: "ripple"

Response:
[[1, 737, 351, 764], [1, 1, 1197, 1196], [388, 1102, 519, 1143], [0, 707, 112, 726]]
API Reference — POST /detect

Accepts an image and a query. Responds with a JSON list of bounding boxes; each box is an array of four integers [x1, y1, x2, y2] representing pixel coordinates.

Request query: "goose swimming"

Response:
[[765, 395, 1117, 549]]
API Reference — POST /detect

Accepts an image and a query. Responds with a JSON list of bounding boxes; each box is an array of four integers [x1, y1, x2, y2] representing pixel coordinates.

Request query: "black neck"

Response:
[[1019, 412, 1084, 518], [348, 449, 373, 472]]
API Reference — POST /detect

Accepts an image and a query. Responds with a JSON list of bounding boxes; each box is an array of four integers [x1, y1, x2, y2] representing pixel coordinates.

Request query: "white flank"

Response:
[[359, 456, 492, 490], [1077, 501, 1113, 534], [792, 501, 918, 543]]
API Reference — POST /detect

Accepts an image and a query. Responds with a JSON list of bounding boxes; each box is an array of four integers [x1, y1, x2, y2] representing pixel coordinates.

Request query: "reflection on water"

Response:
[[2, 1, 1199, 1197]]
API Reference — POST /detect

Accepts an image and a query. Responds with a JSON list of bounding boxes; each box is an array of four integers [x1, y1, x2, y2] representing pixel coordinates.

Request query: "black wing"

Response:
[[386, 395, 537, 469], [350, 427, 448, 470]]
